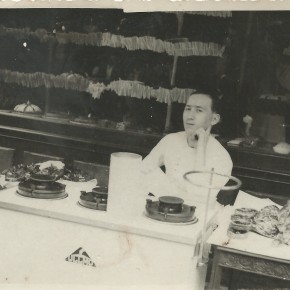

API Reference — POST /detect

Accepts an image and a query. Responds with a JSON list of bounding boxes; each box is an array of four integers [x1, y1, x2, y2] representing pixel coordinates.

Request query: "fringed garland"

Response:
[[0, 70, 90, 92], [104, 80, 195, 103], [0, 25, 224, 57], [86, 82, 106, 99], [0, 69, 195, 104]]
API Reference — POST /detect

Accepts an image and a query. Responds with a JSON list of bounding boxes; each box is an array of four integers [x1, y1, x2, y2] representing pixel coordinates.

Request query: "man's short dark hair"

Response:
[[189, 89, 221, 114]]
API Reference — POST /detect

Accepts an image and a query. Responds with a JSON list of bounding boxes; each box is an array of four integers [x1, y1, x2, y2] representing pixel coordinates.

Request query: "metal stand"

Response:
[[184, 169, 242, 267]]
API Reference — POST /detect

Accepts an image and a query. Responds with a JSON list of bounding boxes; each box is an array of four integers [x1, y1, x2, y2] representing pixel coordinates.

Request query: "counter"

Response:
[[0, 178, 216, 289]]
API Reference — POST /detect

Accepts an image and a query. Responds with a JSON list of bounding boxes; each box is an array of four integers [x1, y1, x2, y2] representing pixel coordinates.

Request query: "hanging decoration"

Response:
[[105, 80, 195, 103], [0, 25, 224, 57], [86, 82, 106, 99], [0, 70, 90, 91], [0, 69, 195, 104]]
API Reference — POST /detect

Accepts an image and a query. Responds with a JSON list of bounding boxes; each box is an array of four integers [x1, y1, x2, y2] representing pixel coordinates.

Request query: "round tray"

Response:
[[144, 212, 198, 225], [16, 190, 68, 200], [18, 180, 65, 194], [78, 200, 107, 211]]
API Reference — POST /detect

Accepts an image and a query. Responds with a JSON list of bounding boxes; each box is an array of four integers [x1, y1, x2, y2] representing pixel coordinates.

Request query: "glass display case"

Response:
[[0, 9, 290, 199], [0, 9, 230, 136]]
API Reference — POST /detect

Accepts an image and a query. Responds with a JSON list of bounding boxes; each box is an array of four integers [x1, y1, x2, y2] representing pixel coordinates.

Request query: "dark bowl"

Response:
[[80, 191, 107, 204], [30, 174, 56, 183], [92, 186, 108, 194], [158, 196, 184, 214]]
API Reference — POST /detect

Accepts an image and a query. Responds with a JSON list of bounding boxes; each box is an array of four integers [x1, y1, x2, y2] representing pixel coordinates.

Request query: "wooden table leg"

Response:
[[208, 248, 222, 290]]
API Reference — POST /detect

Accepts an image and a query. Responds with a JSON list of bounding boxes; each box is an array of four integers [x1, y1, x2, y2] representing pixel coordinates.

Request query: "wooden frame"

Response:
[[208, 246, 290, 289]]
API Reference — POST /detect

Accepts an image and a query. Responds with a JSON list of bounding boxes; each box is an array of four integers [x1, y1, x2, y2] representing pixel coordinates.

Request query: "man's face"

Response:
[[183, 94, 217, 134]]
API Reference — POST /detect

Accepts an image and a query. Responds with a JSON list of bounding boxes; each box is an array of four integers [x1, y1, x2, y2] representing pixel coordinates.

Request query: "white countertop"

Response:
[[0, 179, 216, 246], [208, 191, 290, 261]]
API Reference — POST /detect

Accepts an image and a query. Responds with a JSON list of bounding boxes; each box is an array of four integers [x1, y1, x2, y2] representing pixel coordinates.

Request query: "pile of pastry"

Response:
[[2, 163, 90, 182], [2, 163, 39, 181], [229, 201, 290, 245], [62, 167, 90, 182]]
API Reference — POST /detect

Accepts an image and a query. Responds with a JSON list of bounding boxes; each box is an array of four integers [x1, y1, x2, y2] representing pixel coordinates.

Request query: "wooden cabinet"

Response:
[[0, 111, 161, 164], [228, 145, 290, 201]]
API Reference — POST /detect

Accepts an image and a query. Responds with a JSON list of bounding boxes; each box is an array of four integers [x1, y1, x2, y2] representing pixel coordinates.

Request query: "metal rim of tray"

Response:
[[78, 200, 107, 211], [16, 189, 68, 200], [146, 202, 195, 219], [18, 181, 65, 194], [183, 170, 242, 191], [144, 211, 198, 225]]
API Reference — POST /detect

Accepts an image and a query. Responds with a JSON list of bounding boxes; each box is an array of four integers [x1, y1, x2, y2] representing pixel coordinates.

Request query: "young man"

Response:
[[142, 91, 233, 199]]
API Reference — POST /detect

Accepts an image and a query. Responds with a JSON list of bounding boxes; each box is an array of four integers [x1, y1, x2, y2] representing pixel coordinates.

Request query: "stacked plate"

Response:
[[17, 174, 67, 199]]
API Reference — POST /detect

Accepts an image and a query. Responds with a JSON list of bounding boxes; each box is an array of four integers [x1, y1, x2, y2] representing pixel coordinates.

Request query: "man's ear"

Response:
[[211, 113, 220, 126]]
